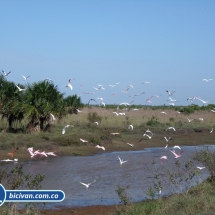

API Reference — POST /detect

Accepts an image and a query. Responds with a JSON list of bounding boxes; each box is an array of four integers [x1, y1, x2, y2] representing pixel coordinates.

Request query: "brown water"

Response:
[[2, 145, 213, 209]]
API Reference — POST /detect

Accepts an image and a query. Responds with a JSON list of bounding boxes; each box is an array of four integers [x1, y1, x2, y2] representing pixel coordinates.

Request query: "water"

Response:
[[1, 145, 213, 209]]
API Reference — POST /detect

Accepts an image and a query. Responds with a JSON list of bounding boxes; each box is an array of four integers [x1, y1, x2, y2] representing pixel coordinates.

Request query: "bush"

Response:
[[0, 164, 45, 215], [87, 112, 102, 124], [146, 116, 160, 126]]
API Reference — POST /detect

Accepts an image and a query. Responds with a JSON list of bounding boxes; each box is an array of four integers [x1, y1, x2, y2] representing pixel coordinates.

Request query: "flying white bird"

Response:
[[94, 122, 99, 126], [22, 75, 30, 81], [161, 137, 174, 142], [197, 98, 210, 104], [166, 90, 175, 96], [128, 125, 134, 130], [80, 180, 96, 190], [95, 145, 105, 151], [202, 79, 213, 82], [50, 113, 56, 121], [110, 133, 120, 135], [0, 159, 15, 162], [118, 156, 127, 166], [145, 129, 154, 136], [46, 152, 57, 156], [45, 78, 52, 82], [65, 79, 73, 90], [16, 85, 26, 91], [113, 112, 119, 116], [122, 139, 135, 147], [109, 84, 116, 87], [2, 70, 11, 76], [166, 127, 176, 131], [118, 112, 125, 115], [62, 125, 71, 134], [132, 108, 139, 111], [167, 97, 179, 102], [196, 166, 206, 170], [80, 138, 88, 143], [161, 111, 167, 114], [210, 128, 213, 133], [173, 145, 181, 150], [169, 103, 175, 106], [100, 102, 105, 107], [143, 133, 153, 139], [187, 118, 193, 122]]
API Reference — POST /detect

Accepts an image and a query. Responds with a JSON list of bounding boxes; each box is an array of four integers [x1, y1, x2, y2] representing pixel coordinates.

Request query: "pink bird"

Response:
[[160, 156, 167, 164], [146, 96, 154, 103], [27, 147, 37, 158], [170, 150, 184, 158], [46, 152, 57, 156], [95, 145, 105, 151], [35, 151, 48, 157]]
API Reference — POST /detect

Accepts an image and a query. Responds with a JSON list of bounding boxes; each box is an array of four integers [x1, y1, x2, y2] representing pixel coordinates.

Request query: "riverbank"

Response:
[[1, 107, 215, 214]]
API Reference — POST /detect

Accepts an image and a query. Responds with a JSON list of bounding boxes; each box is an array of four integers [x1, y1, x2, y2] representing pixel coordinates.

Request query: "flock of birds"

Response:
[[1, 70, 213, 192], [1, 70, 215, 107]]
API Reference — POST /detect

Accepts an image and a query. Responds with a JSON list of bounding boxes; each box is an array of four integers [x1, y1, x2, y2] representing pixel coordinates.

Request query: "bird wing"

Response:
[[80, 182, 88, 187], [170, 150, 177, 157]]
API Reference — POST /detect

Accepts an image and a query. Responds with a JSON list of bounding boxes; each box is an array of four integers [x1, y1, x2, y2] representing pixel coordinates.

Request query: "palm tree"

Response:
[[0, 75, 25, 130], [64, 95, 83, 114], [21, 80, 66, 131], [64, 95, 83, 107]]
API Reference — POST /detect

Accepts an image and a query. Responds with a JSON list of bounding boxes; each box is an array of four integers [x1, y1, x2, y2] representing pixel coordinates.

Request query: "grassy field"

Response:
[[0, 106, 215, 215], [0, 106, 214, 160]]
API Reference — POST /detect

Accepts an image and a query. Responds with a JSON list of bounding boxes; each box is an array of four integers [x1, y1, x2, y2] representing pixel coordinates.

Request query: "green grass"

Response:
[[0, 107, 214, 161], [113, 179, 215, 215]]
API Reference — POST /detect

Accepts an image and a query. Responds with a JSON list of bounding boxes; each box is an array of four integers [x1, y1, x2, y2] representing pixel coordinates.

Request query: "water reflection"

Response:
[[2, 145, 214, 208]]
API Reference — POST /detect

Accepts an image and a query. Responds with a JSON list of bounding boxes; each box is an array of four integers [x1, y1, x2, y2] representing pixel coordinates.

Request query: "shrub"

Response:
[[87, 112, 102, 124], [146, 116, 160, 126]]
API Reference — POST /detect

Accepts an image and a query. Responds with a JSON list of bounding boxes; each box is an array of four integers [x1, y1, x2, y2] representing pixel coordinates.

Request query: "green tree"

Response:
[[0, 75, 25, 130], [21, 80, 66, 130]]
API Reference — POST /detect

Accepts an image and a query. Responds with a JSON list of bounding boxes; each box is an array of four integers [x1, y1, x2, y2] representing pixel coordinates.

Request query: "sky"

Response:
[[0, 0, 215, 106]]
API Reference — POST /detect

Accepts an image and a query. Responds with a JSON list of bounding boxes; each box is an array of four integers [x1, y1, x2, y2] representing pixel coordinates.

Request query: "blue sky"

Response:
[[1, 1, 215, 106]]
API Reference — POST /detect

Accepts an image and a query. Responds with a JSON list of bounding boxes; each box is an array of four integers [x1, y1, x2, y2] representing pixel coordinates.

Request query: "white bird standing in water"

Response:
[[80, 180, 96, 190]]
